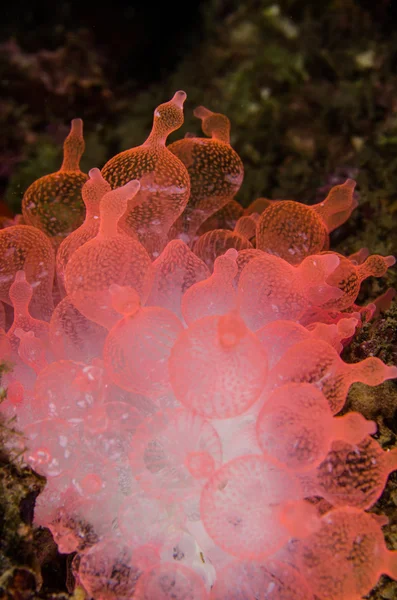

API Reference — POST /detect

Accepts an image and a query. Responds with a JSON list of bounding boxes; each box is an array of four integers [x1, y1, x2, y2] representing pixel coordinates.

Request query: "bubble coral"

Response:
[[0, 224, 55, 321], [169, 106, 244, 245], [1, 91, 396, 600], [256, 179, 357, 264], [101, 91, 190, 258], [56, 168, 111, 296], [210, 559, 315, 600], [65, 176, 152, 329], [292, 507, 397, 600], [22, 119, 88, 247]]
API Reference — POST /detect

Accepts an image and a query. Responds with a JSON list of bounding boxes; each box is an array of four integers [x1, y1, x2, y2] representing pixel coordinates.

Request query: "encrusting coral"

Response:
[[0, 91, 396, 600]]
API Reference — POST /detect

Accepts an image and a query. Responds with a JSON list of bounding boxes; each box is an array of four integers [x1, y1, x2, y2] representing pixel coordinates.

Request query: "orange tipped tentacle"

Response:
[[60, 118, 85, 172]]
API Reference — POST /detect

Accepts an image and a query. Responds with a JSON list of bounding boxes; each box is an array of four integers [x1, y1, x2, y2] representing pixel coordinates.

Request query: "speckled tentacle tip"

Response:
[[65, 177, 152, 330], [134, 562, 210, 599], [181, 248, 238, 324], [256, 179, 357, 264], [22, 119, 88, 247], [101, 91, 190, 258], [237, 251, 342, 331], [145, 239, 210, 318], [33, 359, 106, 427], [56, 168, 111, 297], [266, 337, 397, 414], [103, 285, 183, 399], [78, 540, 159, 600], [169, 105, 244, 245], [200, 454, 301, 560], [293, 507, 397, 600], [210, 559, 315, 600], [193, 228, 253, 272], [256, 382, 376, 472], [49, 295, 107, 362], [129, 407, 222, 508], [0, 224, 55, 321], [233, 214, 258, 242], [320, 250, 395, 310], [256, 317, 358, 370], [169, 311, 268, 419], [14, 329, 48, 375], [3, 95, 397, 600], [197, 199, 244, 235], [300, 435, 397, 510], [7, 271, 50, 353]]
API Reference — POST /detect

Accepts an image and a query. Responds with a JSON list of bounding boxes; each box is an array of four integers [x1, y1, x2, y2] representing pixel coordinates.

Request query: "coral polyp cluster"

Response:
[[0, 91, 396, 600]]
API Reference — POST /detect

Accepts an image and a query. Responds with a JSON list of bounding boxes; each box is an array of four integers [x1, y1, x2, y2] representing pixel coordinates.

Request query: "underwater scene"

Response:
[[0, 1, 397, 599]]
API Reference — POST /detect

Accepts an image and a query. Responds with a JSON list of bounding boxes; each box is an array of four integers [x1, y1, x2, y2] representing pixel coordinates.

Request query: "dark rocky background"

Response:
[[0, 1, 397, 597]]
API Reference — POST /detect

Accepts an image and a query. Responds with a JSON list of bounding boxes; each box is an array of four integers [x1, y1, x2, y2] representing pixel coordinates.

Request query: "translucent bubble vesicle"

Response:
[[1, 92, 396, 600]]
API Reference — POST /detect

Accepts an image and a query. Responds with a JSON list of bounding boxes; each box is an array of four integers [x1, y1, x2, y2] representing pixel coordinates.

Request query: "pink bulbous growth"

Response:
[[80, 473, 104, 496], [118, 488, 185, 550], [47, 505, 96, 555], [82, 400, 144, 464], [129, 408, 222, 506], [237, 252, 342, 331], [7, 380, 24, 407], [312, 178, 359, 232], [7, 271, 50, 352], [234, 248, 264, 282], [65, 179, 152, 329], [210, 559, 315, 600], [257, 317, 357, 369], [319, 251, 395, 310], [169, 105, 244, 245], [266, 338, 397, 414], [1, 100, 397, 600], [197, 198, 244, 235], [34, 359, 105, 427], [186, 451, 216, 479], [193, 229, 253, 272], [233, 214, 258, 242], [104, 299, 183, 399], [0, 378, 43, 428], [244, 197, 272, 216], [56, 168, 111, 296], [15, 329, 48, 374], [78, 540, 158, 600], [145, 239, 210, 318], [301, 435, 397, 509], [0, 225, 55, 321], [101, 92, 190, 258], [134, 562, 209, 600], [200, 455, 301, 560], [256, 179, 356, 264], [371, 286, 396, 317], [169, 312, 268, 419], [306, 317, 358, 350], [298, 303, 363, 329], [182, 248, 238, 324], [22, 119, 88, 247], [44, 475, 120, 554], [23, 418, 79, 477], [256, 383, 376, 471], [49, 295, 107, 362], [108, 283, 141, 316], [293, 507, 397, 600]]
